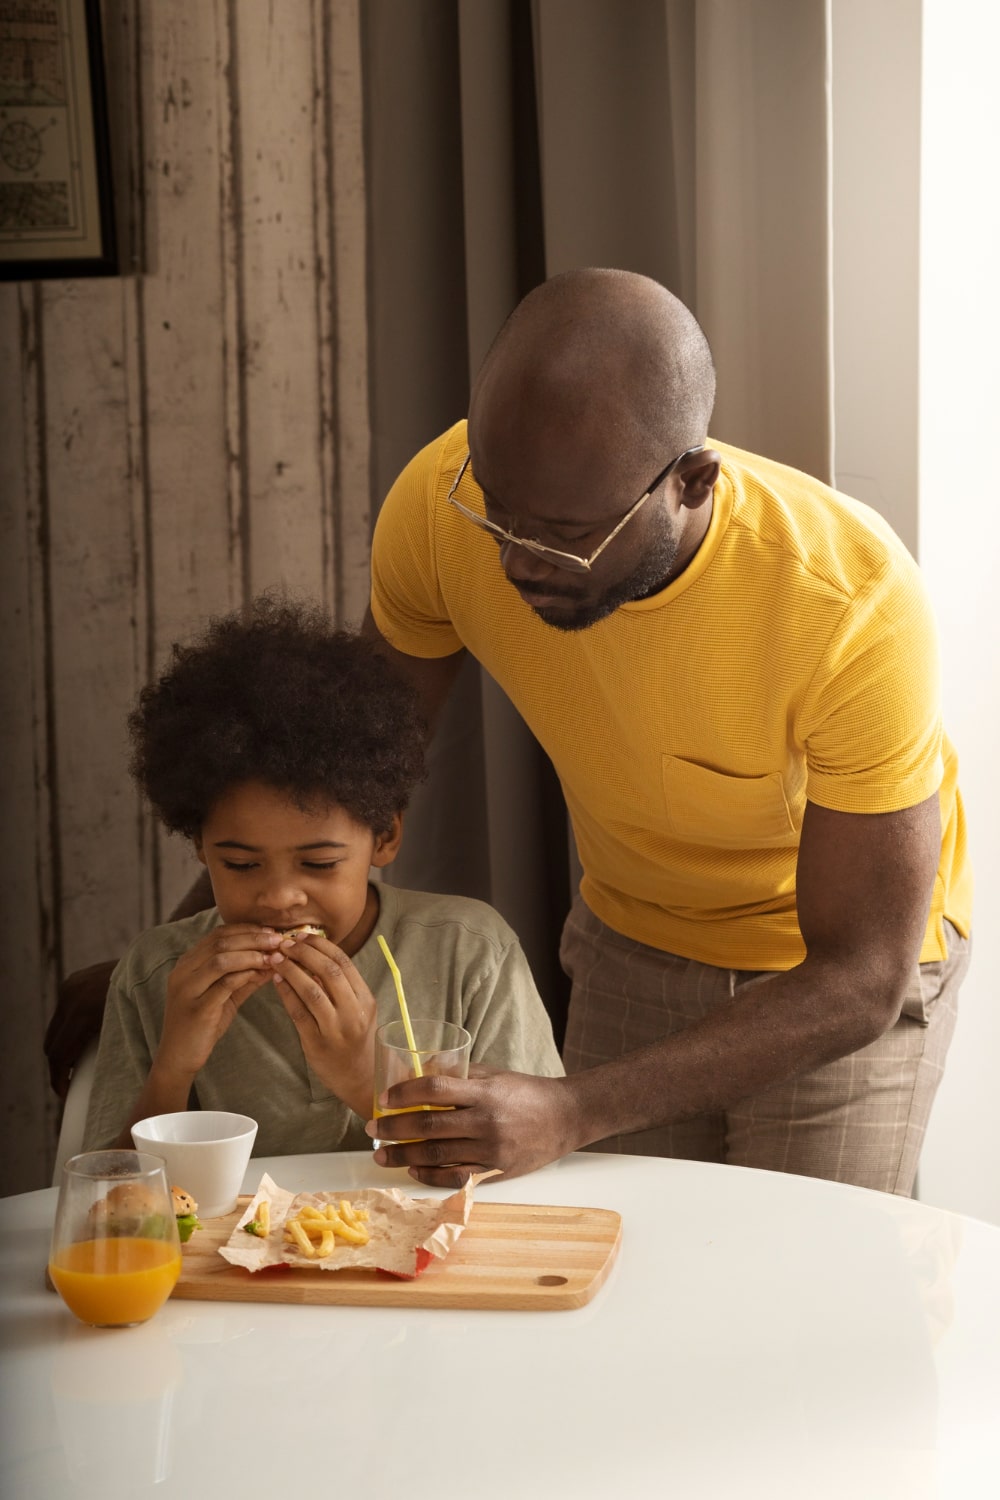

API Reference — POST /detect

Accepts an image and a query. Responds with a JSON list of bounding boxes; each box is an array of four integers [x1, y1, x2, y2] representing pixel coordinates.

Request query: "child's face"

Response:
[[195, 780, 401, 956]]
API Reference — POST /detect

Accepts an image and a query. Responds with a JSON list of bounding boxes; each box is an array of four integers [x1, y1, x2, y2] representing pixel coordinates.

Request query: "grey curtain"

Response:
[[361, 0, 832, 1041]]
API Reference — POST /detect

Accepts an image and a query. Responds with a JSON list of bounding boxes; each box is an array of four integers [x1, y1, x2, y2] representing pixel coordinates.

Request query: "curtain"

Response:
[[362, 0, 832, 1043]]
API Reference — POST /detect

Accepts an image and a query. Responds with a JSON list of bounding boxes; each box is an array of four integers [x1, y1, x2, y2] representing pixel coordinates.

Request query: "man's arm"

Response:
[[361, 607, 465, 734], [368, 792, 942, 1183]]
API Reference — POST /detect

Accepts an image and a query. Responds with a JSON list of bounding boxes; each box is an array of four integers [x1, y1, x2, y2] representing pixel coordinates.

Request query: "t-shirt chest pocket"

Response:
[[662, 756, 799, 847]]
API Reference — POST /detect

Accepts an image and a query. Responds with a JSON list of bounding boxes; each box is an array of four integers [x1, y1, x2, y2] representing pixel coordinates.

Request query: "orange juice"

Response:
[[49, 1238, 181, 1326], [372, 1102, 452, 1145]]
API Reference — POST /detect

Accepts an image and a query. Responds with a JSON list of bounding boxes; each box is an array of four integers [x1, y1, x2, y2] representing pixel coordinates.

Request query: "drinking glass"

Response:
[[372, 1018, 471, 1149], [49, 1151, 182, 1328]]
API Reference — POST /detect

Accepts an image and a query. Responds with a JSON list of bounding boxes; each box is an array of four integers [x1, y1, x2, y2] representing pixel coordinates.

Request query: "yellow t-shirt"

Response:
[[371, 421, 971, 969]]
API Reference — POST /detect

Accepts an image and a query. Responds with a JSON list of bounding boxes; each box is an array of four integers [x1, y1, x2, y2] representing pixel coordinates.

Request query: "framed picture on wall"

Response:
[[0, 0, 117, 281]]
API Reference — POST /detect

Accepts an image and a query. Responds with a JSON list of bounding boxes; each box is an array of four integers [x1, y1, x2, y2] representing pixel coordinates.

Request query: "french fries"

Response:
[[283, 1200, 370, 1259], [242, 1198, 271, 1238]]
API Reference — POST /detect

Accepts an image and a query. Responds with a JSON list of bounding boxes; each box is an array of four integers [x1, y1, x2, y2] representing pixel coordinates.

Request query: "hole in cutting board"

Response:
[[536, 1274, 568, 1286]]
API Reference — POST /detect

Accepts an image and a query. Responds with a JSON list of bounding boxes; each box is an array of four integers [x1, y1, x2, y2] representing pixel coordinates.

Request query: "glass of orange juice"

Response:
[[372, 1019, 471, 1149], [49, 1151, 182, 1328]]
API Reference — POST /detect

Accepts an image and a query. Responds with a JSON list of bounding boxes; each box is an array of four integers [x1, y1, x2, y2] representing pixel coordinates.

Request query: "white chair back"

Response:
[[51, 1039, 100, 1185]]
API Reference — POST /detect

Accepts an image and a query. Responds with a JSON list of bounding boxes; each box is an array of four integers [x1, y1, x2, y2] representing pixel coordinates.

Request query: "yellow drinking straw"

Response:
[[377, 935, 423, 1077]]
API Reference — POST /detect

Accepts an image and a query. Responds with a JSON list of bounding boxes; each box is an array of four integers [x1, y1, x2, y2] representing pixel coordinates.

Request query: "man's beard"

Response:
[[526, 530, 681, 632]]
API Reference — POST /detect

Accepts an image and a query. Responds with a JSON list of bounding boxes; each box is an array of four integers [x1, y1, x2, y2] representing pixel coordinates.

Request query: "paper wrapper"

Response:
[[218, 1172, 498, 1278]]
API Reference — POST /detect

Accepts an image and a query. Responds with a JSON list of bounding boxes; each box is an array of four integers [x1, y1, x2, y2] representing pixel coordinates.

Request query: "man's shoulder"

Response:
[[114, 908, 221, 991], [392, 420, 468, 502], [716, 439, 917, 595]]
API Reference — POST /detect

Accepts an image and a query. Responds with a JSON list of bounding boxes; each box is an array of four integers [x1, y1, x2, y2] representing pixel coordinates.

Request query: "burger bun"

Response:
[[171, 1185, 198, 1216]]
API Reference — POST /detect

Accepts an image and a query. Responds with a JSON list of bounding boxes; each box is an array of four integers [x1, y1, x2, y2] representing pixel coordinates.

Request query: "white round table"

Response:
[[2, 1151, 998, 1499]]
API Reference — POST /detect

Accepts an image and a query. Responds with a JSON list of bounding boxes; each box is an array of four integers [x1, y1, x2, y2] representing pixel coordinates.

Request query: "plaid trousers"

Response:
[[559, 894, 970, 1196]]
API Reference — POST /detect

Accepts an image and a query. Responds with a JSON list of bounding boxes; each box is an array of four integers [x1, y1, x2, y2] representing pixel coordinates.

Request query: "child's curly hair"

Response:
[[128, 596, 427, 839]]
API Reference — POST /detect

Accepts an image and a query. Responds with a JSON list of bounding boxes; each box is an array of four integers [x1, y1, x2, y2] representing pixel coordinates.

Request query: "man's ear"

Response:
[[679, 449, 721, 509], [371, 813, 403, 869], [194, 837, 207, 868]]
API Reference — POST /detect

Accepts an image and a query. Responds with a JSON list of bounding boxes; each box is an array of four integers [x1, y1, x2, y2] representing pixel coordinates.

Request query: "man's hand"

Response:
[[370, 793, 943, 1182], [159, 924, 286, 1077], [365, 1070, 582, 1187], [45, 960, 117, 1097], [273, 936, 377, 1117]]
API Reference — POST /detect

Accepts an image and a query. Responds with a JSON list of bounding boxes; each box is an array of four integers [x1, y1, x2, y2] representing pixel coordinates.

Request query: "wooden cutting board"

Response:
[[171, 1196, 622, 1311]]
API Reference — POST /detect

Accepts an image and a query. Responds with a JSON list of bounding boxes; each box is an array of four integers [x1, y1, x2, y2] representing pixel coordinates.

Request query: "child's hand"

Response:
[[159, 924, 286, 1077], [272, 936, 376, 1116]]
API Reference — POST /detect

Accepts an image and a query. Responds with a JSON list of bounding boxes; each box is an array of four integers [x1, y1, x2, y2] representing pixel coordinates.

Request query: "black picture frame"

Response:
[[0, 0, 118, 281]]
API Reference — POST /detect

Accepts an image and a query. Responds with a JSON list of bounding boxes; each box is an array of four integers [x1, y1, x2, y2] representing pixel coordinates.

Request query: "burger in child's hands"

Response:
[[172, 1186, 202, 1243]]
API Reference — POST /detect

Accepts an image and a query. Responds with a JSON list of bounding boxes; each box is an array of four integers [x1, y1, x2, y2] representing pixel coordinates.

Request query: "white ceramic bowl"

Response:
[[130, 1111, 258, 1219]]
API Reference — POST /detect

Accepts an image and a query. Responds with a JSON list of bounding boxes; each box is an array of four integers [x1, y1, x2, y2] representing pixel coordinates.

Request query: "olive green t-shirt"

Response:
[[83, 884, 563, 1156]]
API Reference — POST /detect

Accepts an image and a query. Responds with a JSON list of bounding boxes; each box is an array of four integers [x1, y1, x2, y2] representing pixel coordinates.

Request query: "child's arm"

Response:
[[47, 870, 218, 1098], [114, 924, 287, 1142], [157, 922, 284, 1070], [86, 923, 287, 1149], [272, 935, 377, 1118]]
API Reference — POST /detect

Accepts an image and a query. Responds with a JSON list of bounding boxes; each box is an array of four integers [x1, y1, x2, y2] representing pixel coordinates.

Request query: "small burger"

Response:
[[89, 1180, 160, 1229], [280, 924, 327, 940], [171, 1185, 201, 1243], [88, 1181, 202, 1243]]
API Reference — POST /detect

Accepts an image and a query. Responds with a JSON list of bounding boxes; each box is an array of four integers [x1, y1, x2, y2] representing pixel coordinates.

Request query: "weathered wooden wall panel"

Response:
[[0, 285, 60, 1190], [237, 2, 330, 602], [42, 280, 149, 969], [139, 1, 242, 912], [0, 0, 370, 1194], [142, 2, 241, 637]]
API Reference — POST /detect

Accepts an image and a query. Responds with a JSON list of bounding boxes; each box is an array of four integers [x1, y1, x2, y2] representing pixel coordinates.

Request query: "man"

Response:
[[362, 267, 972, 1193]]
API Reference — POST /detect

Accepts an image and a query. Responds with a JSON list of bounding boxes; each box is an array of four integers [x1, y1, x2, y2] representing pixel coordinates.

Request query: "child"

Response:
[[83, 598, 563, 1157]]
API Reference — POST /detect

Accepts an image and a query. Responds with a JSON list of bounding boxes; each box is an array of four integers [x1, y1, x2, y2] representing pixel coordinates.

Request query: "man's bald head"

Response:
[[470, 269, 716, 477]]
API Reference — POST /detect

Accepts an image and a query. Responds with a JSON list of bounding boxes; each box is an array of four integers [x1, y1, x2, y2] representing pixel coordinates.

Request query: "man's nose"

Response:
[[499, 538, 557, 583]]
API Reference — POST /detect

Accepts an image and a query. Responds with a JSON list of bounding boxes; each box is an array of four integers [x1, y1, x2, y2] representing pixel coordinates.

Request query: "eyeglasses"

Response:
[[446, 444, 704, 573]]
